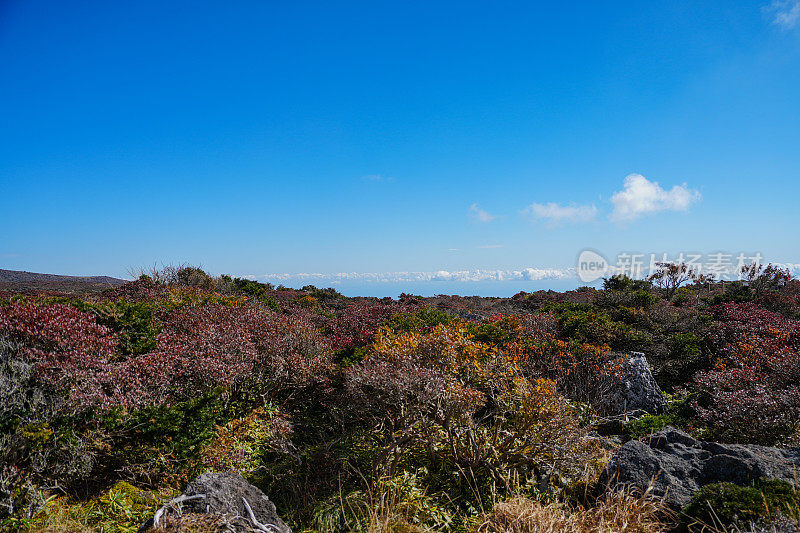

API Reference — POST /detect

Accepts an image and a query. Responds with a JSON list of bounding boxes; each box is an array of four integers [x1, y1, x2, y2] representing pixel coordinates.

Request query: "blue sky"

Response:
[[2, 1, 799, 296]]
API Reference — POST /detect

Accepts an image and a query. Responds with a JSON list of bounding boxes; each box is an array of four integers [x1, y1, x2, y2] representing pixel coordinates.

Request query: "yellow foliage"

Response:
[[201, 406, 289, 474], [28, 481, 162, 533], [371, 323, 520, 387]]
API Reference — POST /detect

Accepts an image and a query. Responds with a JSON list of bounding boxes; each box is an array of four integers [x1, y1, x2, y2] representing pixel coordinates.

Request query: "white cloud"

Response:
[[610, 174, 700, 222], [469, 203, 498, 222], [256, 260, 799, 287], [771, 262, 800, 276], [261, 268, 574, 284], [767, 0, 800, 29], [522, 202, 597, 226]]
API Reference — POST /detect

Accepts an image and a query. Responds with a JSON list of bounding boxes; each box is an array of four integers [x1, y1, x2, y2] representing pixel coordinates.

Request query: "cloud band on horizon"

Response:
[[260, 268, 575, 284]]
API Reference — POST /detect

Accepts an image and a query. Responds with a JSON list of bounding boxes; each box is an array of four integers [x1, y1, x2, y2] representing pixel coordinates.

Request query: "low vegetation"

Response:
[[1, 263, 799, 532], [682, 479, 799, 531]]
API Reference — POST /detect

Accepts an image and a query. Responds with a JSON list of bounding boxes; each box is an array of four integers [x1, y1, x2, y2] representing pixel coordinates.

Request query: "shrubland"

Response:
[[1, 263, 799, 532]]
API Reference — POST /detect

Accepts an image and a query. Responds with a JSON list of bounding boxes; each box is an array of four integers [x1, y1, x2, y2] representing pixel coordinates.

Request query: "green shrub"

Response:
[[654, 332, 707, 390], [602, 275, 652, 293], [625, 414, 685, 439], [467, 316, 523, 346], [26, 481, 160, 533], [335, 346, 371, 367], [625, 393, 696, 439], [175, 266, 215, 290], [43, 298, 159, 356], [631, 289, 660, 309], [546, 303, 618, 346], [231, 277, 280, 310], [670, 333, 700, 360], [672, 287, 694, 307], [385, 307, 454, 333], [707, 281, 754, 305], [100, 390, 227, 485], [93, 300, 158, 356], [302, 285, 346, 301], [682, 479, 799, 529]]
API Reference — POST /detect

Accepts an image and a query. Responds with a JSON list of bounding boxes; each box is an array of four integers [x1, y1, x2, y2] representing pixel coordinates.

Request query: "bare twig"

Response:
[[152, 493, 206, 527], [242, 497, 281, 532]]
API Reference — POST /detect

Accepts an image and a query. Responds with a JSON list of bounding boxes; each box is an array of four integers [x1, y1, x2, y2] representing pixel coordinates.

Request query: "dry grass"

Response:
[[474, 489, 672, 533], [310, 474, 438, 533], [29, 510, 253, 533], [147, 513, 239, 532]]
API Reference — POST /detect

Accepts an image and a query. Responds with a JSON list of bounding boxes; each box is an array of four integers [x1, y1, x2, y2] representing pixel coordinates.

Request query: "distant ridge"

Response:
[[0, 269, 127, 294]]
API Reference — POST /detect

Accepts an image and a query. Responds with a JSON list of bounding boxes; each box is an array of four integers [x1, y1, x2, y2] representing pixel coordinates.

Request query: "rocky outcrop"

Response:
[[599, 351, 667, 417], [599, 427, 800, 510], [138, 472, 291, 533]]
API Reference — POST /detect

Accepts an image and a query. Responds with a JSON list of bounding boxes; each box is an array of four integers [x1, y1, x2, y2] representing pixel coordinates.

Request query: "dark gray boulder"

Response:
[[599, 427, 800, 511], [139, 471, 291, 533], [599, 351, 667, 417]]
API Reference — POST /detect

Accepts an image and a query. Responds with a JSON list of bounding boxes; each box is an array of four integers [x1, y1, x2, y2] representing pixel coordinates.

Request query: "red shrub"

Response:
[[1, 300, 333, 412], [692, 303, 800, 444], [0, 302, 117, 359], [0, 302, 117, 406], [322, 302, 416, 350], [100, 303, 333, 409]]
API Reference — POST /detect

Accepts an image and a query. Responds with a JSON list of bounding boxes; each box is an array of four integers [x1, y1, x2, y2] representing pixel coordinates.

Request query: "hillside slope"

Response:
[[0, 268, 127, 293]]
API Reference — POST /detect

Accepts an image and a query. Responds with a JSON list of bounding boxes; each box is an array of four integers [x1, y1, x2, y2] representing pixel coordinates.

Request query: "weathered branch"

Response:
[[152, 493, 206, 527], [242, 497, 281, 532]]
